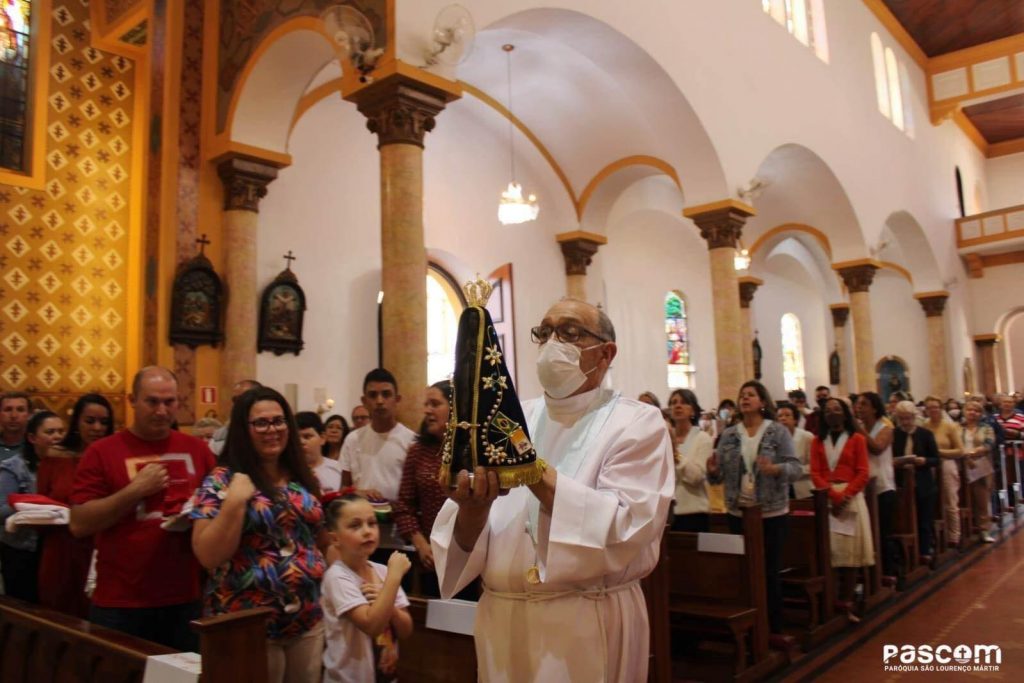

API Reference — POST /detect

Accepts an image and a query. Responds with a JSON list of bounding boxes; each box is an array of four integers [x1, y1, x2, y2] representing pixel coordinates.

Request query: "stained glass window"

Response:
[[0, 0, 31, 171], [666, 291, 694, 389], [781, 313, 806, 392]]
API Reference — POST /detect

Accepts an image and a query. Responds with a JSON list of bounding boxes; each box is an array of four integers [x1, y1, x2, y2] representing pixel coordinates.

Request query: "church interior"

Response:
[[1, 0, 1024, 680]]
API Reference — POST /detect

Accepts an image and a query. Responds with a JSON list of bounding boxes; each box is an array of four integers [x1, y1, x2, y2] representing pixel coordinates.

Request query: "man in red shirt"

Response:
[[70, 366, 216, 650]]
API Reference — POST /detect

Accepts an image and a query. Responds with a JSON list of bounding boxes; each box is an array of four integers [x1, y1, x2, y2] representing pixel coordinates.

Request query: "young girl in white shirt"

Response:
[[322, 494, 413, 683]]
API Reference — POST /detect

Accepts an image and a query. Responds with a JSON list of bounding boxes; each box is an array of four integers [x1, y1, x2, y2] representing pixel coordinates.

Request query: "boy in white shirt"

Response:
[[339, 369, 415, 501], [296, 411, 342, 495]]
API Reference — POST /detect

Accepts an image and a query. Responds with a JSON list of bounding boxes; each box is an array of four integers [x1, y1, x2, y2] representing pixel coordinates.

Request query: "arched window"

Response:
[[761, 0, 828, 62], [665, 291, 695, 389], [870, 33, 913, 135], [781, 313, 806, 392], [426, 265, 464, 385], [871, 33, 890, 119], [0, 0, 33, 171]]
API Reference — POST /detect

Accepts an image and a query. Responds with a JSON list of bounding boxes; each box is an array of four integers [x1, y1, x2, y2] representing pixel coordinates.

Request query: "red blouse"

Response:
[[392, 440, 448, 541], [810, 432, 870, 505]]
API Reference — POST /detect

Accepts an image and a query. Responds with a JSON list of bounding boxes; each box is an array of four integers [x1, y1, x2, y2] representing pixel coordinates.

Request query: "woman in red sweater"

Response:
[[810, 397, 874, 622]]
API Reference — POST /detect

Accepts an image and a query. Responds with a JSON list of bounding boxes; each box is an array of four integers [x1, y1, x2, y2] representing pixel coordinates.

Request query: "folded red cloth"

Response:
[[7, 493, 69, 508]]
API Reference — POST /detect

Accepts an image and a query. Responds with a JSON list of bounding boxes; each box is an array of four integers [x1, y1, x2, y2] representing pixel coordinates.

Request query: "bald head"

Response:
[[131, 366, 177, 396]]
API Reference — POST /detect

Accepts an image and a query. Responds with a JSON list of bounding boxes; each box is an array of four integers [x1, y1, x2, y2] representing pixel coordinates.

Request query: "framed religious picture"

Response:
[[170, 235, 224, 348], [258, 252, 306, 355]]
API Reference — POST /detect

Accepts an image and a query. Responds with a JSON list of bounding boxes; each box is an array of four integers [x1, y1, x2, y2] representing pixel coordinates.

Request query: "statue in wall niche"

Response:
[[169, 235, 225, 348], [752, 331, 763, 380], [829, 345, 841, 386], [258, 251, 306, 356], [877, 356, 910, 403]]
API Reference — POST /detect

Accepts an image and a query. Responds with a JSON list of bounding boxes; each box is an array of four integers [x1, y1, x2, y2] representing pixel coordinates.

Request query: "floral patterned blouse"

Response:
[[190, 466, 326, 640]]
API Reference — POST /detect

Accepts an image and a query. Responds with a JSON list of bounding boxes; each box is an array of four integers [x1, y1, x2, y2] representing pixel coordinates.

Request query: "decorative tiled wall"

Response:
[[0, 1, 133, 409]]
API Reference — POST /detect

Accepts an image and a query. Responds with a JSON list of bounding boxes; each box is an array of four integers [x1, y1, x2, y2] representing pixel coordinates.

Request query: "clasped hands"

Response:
[[706, 453, 781, 477]]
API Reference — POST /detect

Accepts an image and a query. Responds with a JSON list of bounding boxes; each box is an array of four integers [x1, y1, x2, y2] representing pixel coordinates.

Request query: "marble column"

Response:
[[829, 304, 850, 397], [914, 291, 951, 399], [684, 200, 756, 401], [738, 276, 763, 381], [556, 231, 607, 301], [835, 261, 879, 393], [349, 74, 457, 428], [974, 334, 1000, 398], [216, 156, 278, 415]]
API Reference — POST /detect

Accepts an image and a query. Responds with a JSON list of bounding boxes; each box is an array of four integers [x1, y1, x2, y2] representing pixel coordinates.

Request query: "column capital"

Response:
[[683, 199, 755, 250], [347, 72, 457, 148], [737, 276, 763, 308], [829, 303, 850, 327], [834, 259, 880, 293], [973, 333, 1000, 347], [914, 291, 950, 317], [216, 155, 280, 212], [556, 231, 607, 276]]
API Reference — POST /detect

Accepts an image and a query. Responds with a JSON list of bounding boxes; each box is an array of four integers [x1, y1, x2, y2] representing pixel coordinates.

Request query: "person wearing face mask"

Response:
[[431, 298, 674, 683], [945, 399, 962, 423], [810, 398, 873, 622]]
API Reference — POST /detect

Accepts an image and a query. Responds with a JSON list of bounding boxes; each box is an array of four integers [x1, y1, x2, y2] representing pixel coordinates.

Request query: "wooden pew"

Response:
[[643, 523, 672, 683], [956, 457, 978, 550], [860, 478, 894, 613], [892, 464, 929, 589], [667, 505, 786, 682], [396, 598, 477, 683], [781, 489, 845, 648], [931, 460, 956, 568], [0, 597, 271, 683]]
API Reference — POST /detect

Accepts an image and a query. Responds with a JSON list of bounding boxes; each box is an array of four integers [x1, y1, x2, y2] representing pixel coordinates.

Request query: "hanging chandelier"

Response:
[[497, 44, 539, 225], [733, 240, 751, 271]]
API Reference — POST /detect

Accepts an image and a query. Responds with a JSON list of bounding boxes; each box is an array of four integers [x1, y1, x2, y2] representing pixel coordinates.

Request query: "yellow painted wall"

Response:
[[0, 2, 136, 421]]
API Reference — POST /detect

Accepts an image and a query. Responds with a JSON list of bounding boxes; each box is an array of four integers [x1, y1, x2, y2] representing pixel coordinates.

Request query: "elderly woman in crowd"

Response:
[[891, 400, 940, 561], [707, 380, 801, 638], [810, 398, 874, 621], [191, 386, 326, 683], [776, 402, 813, 498], [0, 410, 65, 602], [961, 398, 996, 543], [38, 394, 114, 617], [392, 380, 462, 598], [668, 389, 712, 531], [322, 415, 350, 461], [922, 395, 964, 547]]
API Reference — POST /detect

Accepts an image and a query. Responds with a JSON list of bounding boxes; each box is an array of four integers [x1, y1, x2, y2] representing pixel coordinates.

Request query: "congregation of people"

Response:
[[644, 381, 1024, 636], [2, 311, 1023, 680]]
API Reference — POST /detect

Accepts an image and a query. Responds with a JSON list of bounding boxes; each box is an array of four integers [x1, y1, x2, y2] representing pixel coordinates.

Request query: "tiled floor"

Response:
[[812, 529, 1024, 681]]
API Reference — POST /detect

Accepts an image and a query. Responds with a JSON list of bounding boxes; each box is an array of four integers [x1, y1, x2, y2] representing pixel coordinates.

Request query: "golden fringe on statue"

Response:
[[438, 278, 545, 489]]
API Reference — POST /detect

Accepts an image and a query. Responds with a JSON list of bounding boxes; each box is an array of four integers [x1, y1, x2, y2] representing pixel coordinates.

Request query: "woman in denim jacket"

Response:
[[707, 381, 801, 637], [0, 410, 65, 602]]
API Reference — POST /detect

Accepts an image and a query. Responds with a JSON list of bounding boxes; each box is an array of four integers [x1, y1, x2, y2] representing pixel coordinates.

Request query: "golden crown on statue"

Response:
[[463, 278, 494, 308]]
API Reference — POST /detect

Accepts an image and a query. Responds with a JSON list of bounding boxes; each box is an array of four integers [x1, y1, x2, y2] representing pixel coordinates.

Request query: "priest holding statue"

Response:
[[431, 283, 674, 682]]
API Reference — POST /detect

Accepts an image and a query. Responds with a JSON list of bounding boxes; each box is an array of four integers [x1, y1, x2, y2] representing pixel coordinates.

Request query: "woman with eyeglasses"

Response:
[[322, 415, 349, 461], [191, 386, 327, 683], [38, 393, 114, 617]]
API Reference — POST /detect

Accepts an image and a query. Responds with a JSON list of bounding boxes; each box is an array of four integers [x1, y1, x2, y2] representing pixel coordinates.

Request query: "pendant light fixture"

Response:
[[497, 44, 539, 225]]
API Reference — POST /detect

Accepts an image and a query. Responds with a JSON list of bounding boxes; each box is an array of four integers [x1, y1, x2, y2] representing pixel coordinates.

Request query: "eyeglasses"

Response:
[[530, 323, 609, 345], [249, 416, 288, 432]]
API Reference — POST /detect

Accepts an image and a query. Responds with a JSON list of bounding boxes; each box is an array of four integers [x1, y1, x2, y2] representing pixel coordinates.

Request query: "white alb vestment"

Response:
[[431, 387, 674, 682]]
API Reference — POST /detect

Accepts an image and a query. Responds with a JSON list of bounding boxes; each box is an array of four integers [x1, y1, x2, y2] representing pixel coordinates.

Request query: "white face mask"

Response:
[[536, 340, 603, 399]]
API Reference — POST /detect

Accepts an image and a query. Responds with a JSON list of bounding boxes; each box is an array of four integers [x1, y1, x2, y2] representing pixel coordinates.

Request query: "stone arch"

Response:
[[876, 211, 943, 292], [743, 143, 866, 262], [226, 17, 339, 154], [747, 223, 842, 302]]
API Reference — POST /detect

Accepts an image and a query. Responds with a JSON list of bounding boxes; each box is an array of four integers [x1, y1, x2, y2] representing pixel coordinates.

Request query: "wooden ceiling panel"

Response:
[[963, 94, 1024, 144], [881, 0, 1024, 56]]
